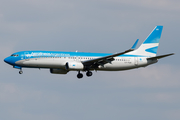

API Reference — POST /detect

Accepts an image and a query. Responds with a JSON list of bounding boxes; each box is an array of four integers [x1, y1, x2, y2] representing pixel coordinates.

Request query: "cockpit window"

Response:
[[11, 54, 19, 57]]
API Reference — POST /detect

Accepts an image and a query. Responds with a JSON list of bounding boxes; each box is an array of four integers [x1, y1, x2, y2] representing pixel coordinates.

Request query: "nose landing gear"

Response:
[[19, 69, 23, 74]]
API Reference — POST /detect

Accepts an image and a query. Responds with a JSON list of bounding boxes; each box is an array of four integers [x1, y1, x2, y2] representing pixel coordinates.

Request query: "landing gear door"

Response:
[[134, 57, 138, 66]]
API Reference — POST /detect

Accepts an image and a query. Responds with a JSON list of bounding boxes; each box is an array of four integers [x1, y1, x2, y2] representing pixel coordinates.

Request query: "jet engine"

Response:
[[50, 68, 68, 74], [65, 62, 84, 71]]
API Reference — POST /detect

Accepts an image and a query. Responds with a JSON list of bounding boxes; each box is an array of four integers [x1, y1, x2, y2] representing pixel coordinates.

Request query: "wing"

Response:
[[82, 40, 139, 70], [82, 48, 138, 70], [82, 49, 133, 65], [82, 39, 139, 69]]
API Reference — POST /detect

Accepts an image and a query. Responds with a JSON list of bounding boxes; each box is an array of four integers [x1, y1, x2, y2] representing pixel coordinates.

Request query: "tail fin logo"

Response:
[[145, 46, 158, 54], [143, 26, 163, 44]]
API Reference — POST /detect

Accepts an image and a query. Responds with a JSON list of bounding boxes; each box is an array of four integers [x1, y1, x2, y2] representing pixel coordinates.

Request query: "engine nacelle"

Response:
[[50, 68, 68, 74], [65, 62, 84, 71]]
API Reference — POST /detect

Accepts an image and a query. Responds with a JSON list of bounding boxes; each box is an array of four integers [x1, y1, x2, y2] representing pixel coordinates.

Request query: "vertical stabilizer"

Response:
[[127, 26, 163, 57]]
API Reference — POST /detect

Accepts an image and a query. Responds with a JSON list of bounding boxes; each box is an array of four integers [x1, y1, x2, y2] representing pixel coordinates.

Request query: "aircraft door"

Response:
[[134, 57, 138, 66]]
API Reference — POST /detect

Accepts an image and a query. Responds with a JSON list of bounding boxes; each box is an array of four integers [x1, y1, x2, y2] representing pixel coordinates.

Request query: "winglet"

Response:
[[131, 39, 139, 50]]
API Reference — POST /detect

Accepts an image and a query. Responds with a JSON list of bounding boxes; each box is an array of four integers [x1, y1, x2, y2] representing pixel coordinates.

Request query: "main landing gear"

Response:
[[86, 71, 93, 77], [77, 71, 93, 79], [77, 71, 83, 79]]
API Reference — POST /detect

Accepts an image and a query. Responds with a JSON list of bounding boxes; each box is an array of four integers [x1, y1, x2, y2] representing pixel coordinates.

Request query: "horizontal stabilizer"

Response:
[[131, 39, 139, 50], [147, 53, 174, 60]]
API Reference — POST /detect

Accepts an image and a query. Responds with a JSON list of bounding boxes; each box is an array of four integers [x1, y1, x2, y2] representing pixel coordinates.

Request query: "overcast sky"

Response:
[[0, 0, 180, 120]]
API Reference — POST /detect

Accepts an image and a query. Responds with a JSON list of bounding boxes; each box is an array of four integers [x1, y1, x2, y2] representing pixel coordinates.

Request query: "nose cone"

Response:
[[4, 57, 12, 64]]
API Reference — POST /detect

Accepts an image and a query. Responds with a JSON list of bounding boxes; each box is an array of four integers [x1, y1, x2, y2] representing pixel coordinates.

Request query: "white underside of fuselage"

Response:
[[15, 57, 151, 71]]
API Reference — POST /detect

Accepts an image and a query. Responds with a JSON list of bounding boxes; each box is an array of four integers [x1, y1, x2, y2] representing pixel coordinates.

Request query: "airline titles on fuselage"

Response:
[[26, 52, 71, 57]]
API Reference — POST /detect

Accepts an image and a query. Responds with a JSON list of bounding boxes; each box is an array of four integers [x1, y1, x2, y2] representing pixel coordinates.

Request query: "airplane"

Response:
[[4, 26, 174, 78]]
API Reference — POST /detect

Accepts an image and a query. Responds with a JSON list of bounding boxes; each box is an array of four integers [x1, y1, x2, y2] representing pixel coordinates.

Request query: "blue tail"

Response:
[[126, 26, 163, 57], [143, 26, 163, 44]]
